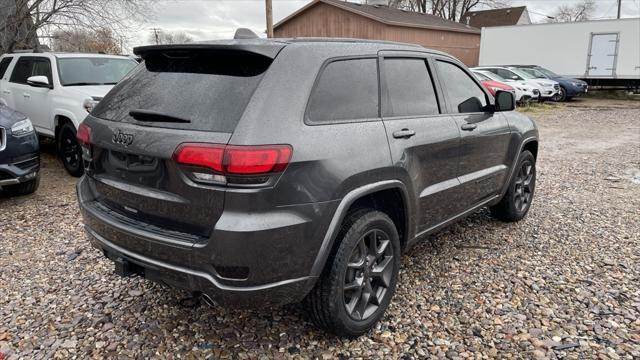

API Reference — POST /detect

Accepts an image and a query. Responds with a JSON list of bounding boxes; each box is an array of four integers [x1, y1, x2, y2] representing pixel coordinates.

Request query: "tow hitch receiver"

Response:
[[113, 257, 144, 277]]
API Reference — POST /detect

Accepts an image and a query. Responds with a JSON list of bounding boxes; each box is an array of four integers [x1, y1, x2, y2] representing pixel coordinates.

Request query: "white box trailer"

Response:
[[479, 18, 640, 87]]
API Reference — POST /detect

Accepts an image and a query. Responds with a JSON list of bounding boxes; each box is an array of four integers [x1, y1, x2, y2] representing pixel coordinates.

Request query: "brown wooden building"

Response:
[[273, 0, 481, 66]]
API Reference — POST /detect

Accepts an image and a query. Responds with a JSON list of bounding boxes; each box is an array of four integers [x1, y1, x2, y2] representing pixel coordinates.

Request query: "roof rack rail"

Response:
[[11, 47, 49, 54]]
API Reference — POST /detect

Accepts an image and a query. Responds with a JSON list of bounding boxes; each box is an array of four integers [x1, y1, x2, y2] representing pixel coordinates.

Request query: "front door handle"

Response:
[[23, 93, 31, 98], [392, 129, 416, 139], [461, 123, 477, 131], [2, 90, 10, 94]]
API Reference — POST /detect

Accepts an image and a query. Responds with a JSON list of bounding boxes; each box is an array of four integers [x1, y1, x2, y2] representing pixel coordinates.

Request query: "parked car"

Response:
[[0, 51, 138, 177], [0, 105, 39, 196], [471, 69, 538, 103], [472, 70, 515, 96], [474, 66, 560, 102], [76, 38, 539, 337], [508, 65, 588, 102]]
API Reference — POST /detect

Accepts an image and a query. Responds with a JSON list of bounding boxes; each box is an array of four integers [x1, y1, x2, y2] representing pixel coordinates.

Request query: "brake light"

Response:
[[173, 143, 293, 179], [77, 122, 92, 146]]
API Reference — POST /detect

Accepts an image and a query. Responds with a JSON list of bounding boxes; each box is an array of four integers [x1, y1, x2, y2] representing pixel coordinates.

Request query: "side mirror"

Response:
[[511, 75, 520, 80], [27, 76, 51, 88], [495, 90, 515, 112], [458, 96, 484, 113]]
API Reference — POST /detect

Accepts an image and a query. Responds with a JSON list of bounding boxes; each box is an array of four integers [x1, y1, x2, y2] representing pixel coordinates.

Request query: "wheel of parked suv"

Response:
[[490, 150, 536, 222], [553, 87, 567, 102], [2, 177, 40, 196], [58, 122, 84, 177], [304, 208, 401, 337]]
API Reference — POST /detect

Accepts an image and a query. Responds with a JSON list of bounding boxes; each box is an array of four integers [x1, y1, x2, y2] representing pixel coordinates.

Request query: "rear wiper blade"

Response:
[[129, 109, 191, 123]]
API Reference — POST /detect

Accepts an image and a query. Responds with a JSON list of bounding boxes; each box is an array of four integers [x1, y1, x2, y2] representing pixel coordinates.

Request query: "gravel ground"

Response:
[[1, 98, 639, 359]]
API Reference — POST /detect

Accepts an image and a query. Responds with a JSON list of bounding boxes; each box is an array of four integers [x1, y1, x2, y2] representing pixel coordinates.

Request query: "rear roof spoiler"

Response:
[[133, 41, 287, 60]]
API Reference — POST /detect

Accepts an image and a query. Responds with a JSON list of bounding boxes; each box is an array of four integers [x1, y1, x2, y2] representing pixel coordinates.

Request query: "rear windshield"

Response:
[[91, 50, 272, 132]]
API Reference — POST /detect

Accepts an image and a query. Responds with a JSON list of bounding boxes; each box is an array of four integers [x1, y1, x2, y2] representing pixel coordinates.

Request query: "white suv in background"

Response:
[[471, 69, 538, 103], [0, 51, 138, 176], [474, 66, 560, 102]]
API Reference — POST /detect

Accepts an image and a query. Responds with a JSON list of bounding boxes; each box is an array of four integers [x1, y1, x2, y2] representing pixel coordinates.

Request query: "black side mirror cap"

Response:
[[495, 90, 516, 112]]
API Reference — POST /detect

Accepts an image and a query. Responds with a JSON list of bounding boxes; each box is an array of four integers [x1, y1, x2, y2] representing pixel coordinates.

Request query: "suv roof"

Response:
[[133, 38, 452, 61]]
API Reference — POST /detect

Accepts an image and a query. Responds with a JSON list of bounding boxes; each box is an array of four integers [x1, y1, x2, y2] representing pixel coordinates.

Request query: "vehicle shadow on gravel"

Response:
[[125, 210, 505, 348]]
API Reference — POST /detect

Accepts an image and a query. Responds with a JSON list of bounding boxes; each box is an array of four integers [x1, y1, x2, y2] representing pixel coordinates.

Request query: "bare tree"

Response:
[[547, 0, 596, 22], [51, 28, 121, 54], [147, 30, 194, 45], [386, 0, 510, 22], [1, 0, 152, 53]]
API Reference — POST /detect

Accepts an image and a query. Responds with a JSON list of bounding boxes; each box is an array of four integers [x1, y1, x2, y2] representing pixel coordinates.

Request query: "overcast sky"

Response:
[[127, 0, 640, 49]]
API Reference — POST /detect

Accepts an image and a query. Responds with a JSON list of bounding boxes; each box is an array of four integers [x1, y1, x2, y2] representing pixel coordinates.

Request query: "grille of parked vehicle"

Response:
[[14, 156, 40, 170]]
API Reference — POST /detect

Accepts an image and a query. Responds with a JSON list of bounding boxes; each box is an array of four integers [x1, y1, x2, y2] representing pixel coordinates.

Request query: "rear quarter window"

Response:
[[91, 50, 272, 133], [306, 58, 379, 124]]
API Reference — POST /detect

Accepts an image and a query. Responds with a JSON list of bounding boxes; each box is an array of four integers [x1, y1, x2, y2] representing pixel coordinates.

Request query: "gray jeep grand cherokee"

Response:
[[76, 38, 538, 336]]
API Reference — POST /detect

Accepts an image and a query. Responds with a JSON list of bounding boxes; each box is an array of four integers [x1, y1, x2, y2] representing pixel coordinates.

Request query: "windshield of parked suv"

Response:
[[535, 67, 559, 78], [472, 71, 490, 81], [91, 50, 272, 132], [509, 68, 536, 80], [58, 57, 137, 86], [522, 68, 548, 79], [479, 71, 508, 82]]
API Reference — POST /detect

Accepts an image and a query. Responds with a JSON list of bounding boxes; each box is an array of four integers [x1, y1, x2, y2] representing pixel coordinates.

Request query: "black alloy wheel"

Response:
[[343, 229, 394, 321]]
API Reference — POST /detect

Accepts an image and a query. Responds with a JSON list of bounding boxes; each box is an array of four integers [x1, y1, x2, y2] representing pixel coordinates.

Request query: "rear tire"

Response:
[[304, 209, 401, 337], [490, 150, 536, 222], [57, 122, 84, 177], [3, 177, 40, 196]]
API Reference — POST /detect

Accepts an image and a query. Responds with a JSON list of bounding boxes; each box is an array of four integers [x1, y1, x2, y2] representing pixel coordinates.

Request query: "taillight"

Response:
[[173, 143, 293, 185], [77, 122, 92, 146]]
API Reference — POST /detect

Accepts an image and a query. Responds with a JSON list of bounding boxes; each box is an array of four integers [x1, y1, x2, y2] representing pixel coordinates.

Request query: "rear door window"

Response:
[[91, 50, 273, 133], [0, 57, 13, 78], [306, 58, 379, 123], [382, 58, 439, 117], [436, 61, 487, 114]]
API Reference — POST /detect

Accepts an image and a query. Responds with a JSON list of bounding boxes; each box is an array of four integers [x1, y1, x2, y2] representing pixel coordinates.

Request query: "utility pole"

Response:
[[265, 0, 274, 38], [150, 28, 161, 44], [616, 0, 621, 19]]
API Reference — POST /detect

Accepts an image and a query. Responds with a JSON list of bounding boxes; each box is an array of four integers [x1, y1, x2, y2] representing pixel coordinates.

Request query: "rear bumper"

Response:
[[77, 176, 335, 308]]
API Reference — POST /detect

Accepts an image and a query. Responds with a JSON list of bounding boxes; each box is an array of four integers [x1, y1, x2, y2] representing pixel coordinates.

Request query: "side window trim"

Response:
[[379, 53, 444, 120], [434, 58, 491, 115], [304, 55, 381, 126]]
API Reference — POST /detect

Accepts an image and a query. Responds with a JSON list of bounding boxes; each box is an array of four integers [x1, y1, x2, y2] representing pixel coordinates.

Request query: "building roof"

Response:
[[274, 0, 480, 34], [460, 6, 528, 28]]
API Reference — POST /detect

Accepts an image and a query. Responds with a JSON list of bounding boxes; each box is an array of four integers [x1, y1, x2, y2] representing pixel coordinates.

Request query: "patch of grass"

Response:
[[517, 102, 563, 113]]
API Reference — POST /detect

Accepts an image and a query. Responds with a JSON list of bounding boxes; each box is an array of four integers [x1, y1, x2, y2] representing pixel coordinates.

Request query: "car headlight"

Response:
[[11, 118, 34, 137], [572, 82, 582, 87], [537, 82, 552, 87], [83, 97, 102, 113]]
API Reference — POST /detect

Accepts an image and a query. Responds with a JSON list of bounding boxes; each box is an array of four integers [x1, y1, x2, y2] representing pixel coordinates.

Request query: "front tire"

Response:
[[57, 122, 84, 177], [490, 150, 536, 222], [304, 209, 401, 337], [553, 87, 567, 102]]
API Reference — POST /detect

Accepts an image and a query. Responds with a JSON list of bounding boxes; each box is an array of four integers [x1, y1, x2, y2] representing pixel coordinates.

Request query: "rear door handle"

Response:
[[392, 129, 416, 139], [461, 123, 477, 131], [23, 93, 31, 98]]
